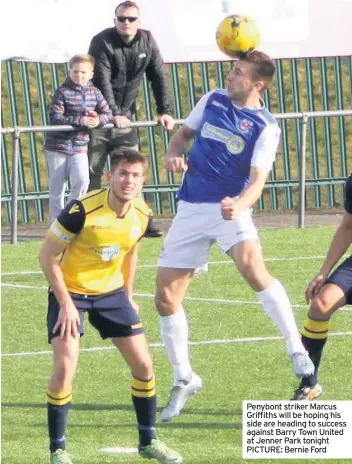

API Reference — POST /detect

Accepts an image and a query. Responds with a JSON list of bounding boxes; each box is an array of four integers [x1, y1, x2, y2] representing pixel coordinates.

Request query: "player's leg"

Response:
[[228, 239, 314, 377], [215, 207, 313, 377], [114, 334, 182, 463], [47, 293, 84, 464], [156, 201, 210, 384], [156, 267, 202, 421], [292, 283, 344, 400], [155, 202, 210, 421], [67, 152, 90, 201], [293, 256, 352, 399], [156, 267, 194, 382], [45, 149, 68, 223], [89, 289, 182, 463]]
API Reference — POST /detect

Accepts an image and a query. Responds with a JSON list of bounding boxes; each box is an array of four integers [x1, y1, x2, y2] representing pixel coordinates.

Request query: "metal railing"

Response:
[[1, 108, 351, 244]]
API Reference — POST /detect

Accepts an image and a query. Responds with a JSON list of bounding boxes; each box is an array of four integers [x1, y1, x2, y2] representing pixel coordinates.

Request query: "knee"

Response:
[[239, 250, 260, 274], [239, 254, 271, 290], [52, 357, 76, 388], [154, 290, 174, 315], [309, 295, 333, 319], [132, 358, 154, 380]]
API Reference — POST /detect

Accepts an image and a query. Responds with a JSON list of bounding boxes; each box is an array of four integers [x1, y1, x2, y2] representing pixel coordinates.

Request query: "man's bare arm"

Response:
[[165, 125, 196, 172]]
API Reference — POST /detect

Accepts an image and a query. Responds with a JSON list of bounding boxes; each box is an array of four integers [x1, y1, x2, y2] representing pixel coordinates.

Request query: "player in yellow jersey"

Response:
[[39, 148, 182, 464]]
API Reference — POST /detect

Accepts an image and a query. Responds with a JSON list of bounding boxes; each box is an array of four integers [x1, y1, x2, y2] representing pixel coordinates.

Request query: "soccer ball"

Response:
[[216, 15, 260, 59]]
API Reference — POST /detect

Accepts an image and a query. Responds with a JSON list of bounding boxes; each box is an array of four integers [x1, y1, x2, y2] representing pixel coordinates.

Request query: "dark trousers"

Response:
[[88, 128, 138, 191]]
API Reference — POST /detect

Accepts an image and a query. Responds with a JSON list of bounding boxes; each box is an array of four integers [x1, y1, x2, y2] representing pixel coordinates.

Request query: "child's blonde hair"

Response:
[[69, 54, 95, 69]]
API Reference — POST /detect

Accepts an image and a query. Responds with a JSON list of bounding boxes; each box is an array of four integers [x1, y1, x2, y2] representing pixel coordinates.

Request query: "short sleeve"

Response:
[[48, 199, 86, 245], [184, 91, 215, 131], [251, 124, 281, 171]]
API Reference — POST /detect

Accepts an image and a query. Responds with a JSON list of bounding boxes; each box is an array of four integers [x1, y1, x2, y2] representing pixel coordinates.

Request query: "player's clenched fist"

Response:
[[221, 196, 236, 220], [165, 154, 188, 173]]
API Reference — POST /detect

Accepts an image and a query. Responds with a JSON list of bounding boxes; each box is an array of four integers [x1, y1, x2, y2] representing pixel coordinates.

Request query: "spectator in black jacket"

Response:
[[88, 1, 174, 237]]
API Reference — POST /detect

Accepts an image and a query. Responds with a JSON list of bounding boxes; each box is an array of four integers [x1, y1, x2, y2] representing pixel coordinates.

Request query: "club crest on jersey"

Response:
[[239, 119, 253, 131], [226, 135, 245, 154]]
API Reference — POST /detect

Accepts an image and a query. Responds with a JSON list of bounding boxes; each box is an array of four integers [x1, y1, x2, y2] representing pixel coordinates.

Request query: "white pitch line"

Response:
[[2, 331, 352, 358], [2, 284, 352, 312], [0, 255, 335, 276], [2, 283, 48, 290]]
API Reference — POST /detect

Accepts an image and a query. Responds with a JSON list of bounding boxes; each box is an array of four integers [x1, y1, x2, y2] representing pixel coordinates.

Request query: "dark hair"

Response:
[[69, 54, 95, 69], [240, 50, 275, 86], [115, 1, 139, 16], [109, 148, 147, 171]]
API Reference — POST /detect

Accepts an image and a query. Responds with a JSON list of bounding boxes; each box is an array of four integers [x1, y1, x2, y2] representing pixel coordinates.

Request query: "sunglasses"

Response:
[[116, 16, 138, 23]]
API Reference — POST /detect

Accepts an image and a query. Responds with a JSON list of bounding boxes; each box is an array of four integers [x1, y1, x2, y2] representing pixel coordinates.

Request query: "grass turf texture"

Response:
[[2, 226, 351, 463]]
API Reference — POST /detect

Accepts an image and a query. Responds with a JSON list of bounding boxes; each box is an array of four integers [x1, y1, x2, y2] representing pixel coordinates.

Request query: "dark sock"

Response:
[[300, 318, 329, 388], [131, 376, 157, 447], [47, 388, 72, 453]]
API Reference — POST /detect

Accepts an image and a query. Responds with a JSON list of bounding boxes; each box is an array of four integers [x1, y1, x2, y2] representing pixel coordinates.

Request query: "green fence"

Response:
[[1, 57, 352, 226]]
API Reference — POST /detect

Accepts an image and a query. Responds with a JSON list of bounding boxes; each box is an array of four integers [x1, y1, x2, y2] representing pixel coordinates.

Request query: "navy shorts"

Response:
[[325, 255, 352, 305], [47, 287, 144, 343]]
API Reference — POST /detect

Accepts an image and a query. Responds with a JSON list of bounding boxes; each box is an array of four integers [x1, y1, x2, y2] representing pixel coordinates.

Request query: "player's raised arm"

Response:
[[165, 125, 195, 173], [165, 91, 213, 173]]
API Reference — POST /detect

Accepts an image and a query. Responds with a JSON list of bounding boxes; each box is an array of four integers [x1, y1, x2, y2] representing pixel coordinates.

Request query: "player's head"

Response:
[[226, 50, 275, 103], [114, 1, 140, 40], [68, 54, 95, 87], [108, 148, 147, 203]]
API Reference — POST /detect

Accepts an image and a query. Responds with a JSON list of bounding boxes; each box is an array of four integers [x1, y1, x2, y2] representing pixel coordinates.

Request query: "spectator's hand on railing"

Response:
[[158, 114, 175, 131], [81, 116, 100, 128], [113, 115, 131, 129]]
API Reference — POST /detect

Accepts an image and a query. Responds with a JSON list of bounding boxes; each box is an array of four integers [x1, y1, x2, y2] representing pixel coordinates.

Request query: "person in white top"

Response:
[[154, 51, 314, 422]]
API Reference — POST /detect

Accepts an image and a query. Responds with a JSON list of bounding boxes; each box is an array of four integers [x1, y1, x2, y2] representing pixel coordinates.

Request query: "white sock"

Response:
[[159, 307, 192, 385], [257, 279, 305, 355]]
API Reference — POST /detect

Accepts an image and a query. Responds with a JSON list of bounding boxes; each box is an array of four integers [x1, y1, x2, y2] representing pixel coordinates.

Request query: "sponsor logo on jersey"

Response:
[[239, 119, 253, 131], [90, 245, 120, 261], [92, 225, 112, 230], [201, 122, 245, 155], [212, 100, 228, 111]]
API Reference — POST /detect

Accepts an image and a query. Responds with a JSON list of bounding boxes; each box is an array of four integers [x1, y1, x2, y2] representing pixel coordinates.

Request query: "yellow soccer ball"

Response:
[[216, 15, 260, 59]]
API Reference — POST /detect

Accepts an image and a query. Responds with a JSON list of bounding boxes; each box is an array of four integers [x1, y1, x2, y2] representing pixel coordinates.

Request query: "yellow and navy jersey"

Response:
[[49, 189, 151, 295]]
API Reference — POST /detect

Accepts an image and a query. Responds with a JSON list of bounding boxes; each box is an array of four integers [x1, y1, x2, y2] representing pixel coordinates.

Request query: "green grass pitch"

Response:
[[2, 226, 351, 463]]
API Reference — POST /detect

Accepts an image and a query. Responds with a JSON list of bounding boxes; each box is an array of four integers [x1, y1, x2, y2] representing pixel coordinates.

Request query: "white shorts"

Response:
[[158, 200, 259, 269]]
